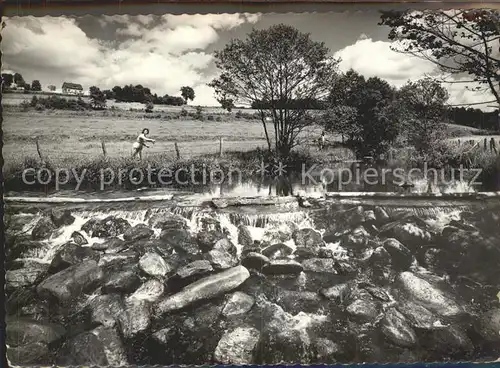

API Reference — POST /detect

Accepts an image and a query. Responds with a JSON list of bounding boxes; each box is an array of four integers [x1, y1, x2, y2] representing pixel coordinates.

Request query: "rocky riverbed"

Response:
[[5, 201, 500, 365]]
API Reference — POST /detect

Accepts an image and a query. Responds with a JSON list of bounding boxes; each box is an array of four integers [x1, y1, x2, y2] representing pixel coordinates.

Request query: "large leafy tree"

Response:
[[31, 80, 42, 91], [180, 86, 195, 104], [380, 10, 500, 106], [398, 77, 449, 153], [323, 70, 401, 157], [89, 86, 107, 110], [209, 24, 339, 159]]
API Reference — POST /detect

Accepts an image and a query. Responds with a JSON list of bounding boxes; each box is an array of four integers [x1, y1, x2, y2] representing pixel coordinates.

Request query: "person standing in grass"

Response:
[[319, 131, 326, 150], [132, 128, 155, 160]]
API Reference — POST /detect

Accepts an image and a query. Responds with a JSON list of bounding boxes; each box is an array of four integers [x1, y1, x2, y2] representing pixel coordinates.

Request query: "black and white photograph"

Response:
[[2, 8, 500, 365]]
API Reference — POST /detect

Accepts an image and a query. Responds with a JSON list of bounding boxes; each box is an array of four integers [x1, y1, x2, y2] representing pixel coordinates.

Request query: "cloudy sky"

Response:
[[2, 12, 496, 108]]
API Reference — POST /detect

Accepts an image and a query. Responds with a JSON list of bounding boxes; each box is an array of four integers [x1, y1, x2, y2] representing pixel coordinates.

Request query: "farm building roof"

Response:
[[62, 82, 83, 90]]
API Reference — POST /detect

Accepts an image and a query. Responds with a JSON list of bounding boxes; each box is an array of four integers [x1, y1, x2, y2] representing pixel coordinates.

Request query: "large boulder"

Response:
[[155, 265, 250, 315], [379, 308, 418, 347], [6, 317, 65, 346], [197, 230, 225, 252], [129, 279, 165, 302], [139, 252, 170, 277], [176, 260, 214, 281], [50, 208, 75, 227], [262, 259, 304, 275], [346, 298, 379, 323], [392, 272, 466, 318], [301, 258, 337, 274], [123, 223, 154, 241], [205, 249, 239, 270], [57, 331, 109, 365], [37, 260, 104, 305], [88, 294, 124, 328], [117, 299, 151, 339], [214, 326, 260, 364], [222, 291, 256, 317], [292, 228, 323, 249], [31, 217, 56, 240], [6, 261, 49, 289], [383, 238, 413, 271], [91, 326, 129, 366], [396, 300, 443, 330], [241, 252, 270, 271], [81, 216, 131, 238], [102, 268, 141, 294], [49, 242, 100, 273], [160, 228, 200, 255], [261, 243, 294, 259], [7, 342, 49, 365], [474, 308, 500, 342], [148, 212, 188, 230], [237, 225, 253, 247]]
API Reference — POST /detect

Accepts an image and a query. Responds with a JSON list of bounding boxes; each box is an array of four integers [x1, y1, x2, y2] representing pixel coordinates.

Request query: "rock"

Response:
[[139, 252, 170, 277], [91, 326, 129, 366], [58, 331, 108, 365], [123, 223, 154, 241], [301, 258, 337, 273], [424, 325, 474, 359], [312, 338, 341, 362], [89, 294, 124, 327], [6, 317, 65, 346], [393, 272, 465, 318], [176, 260, 214, 279], [100, 237, 127, 253], [360, 283, 391, 302], [396, 301, 442, 330], [49, 243, 100, 273], [292, 228, 323, 248], [237, 225, 253, 247], [37, 260, 104, 305], [261, 222, 297, 244], [50, 208, 75, 227], [374, 206, 390, 224], [71, 231, 88, 245], [7, 342, 49, 365], [320, 283, 351, 302], [6, 239, 47, 265], [380, 308, 418, 347], [346, 299, 379, 322], [102, 269, 141, 294], [117, 299, 151, 339], [214, 326, 260, 364], [318, 247, 335, 258], [475, 308, 500, 342], [262, 259, 304, 275], [254, 324, 311, 364], [241, 252, 270, 270], [293, 247, 320, 260], [364, 210, 376, 222], [160, 228, 200, 255], [197, 230, 225, 252], [382, 220, 432, 249], [129, 279, 165, 302], [213, 237, 237, 257], [222, 291, 255, 317], [383, 238, 413, 271], [262, 243, 294, 259], [31, 217, 56, 240], [98, 251, 138, 268], [6, 262, 48, 289], [149, 212, 188, 230], [155, 265, 250, 315], [206, 249, 239, 270], [82, 216, 131, 238]]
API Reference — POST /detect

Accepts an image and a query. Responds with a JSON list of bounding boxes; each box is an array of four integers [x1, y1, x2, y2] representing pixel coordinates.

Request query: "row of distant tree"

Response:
[[1, 72, 45, 92], [1, 72, 197, 108]]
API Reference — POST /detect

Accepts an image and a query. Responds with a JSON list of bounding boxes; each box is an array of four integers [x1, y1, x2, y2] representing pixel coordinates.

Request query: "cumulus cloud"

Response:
[[335, 35, 497, 109], [1, 13, 261, 105]]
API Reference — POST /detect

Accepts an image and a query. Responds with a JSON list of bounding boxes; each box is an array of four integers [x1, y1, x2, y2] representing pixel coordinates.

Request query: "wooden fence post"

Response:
[[35, 138, 44, 162], [219, 137, 224, 157], [101, 141, 107, 157], [174, 142, 180, 160]]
